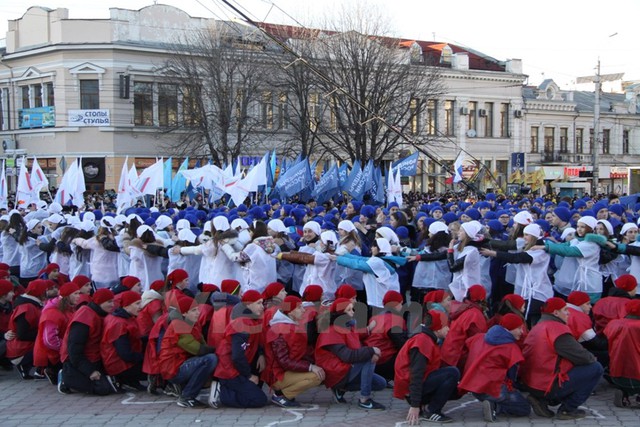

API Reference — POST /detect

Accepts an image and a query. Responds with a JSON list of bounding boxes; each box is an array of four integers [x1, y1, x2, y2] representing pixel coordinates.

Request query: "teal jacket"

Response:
[[545, 233, 606, 257]]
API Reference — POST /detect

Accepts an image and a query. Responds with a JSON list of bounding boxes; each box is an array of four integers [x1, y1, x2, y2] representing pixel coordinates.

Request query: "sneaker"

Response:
[[482, 400, 497, 422], [177, 397, 207, 408], [386, 380, 394, 389], [43, 368, 57, 386], [357, 398, 386, 410], [527, 394, 555, 418], [57, 370, 72, 395], [209, 380, 221, 409], [16, 364, 33, 380], [420, 411, 453, 423], [105, 375, 123, 394], [32, 368, 47, 380], [556, 408, 586, 420], [614, 389, 631, 408], [332, 388, 347, 404], [164, 383, 182, 398], [272, 394, 301, 408]]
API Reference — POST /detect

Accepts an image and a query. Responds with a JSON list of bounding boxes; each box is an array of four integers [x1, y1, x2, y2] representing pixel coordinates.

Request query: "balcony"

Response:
[[536, 151, 592, 164]]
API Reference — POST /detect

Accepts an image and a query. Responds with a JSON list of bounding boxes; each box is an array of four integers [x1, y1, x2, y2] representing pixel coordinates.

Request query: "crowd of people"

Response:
[[1, 189, 640, 424]]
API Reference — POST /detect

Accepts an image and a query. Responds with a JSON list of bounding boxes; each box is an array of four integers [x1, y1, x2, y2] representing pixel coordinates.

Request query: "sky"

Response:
[[1, 0, 638, 89]]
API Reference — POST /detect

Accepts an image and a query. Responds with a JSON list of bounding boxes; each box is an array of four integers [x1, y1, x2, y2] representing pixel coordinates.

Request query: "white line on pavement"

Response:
[[121, 392, 177, 405], [263, 404, 319, 427]]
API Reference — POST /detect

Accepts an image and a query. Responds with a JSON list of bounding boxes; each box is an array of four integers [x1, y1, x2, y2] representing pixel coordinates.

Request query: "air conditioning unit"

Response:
[[514, 110, 523, 118], [459, 107, 469, 115], [2, 139, 16, 151], [478, 109, 487, 117], [466, 129, 477, 138]]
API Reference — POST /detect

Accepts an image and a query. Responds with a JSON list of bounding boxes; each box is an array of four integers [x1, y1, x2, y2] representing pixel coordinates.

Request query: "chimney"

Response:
[[506, 59, 523, 74], [451, 53, 469, 70]]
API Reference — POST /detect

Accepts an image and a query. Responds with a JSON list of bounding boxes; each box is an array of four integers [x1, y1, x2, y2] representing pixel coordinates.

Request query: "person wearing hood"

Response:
[[101, 290, 145, 391], [207, 279, 241, 350], [33, 282, 81, 384], [263, 295, 324, 408], [592, 274, 637, 334], [459, 313, 531, 422], [59, 289, 117, 395], [393, 310, 458, 425], [604, 299, 640, 408], [481, 223, 552, 326], [213, 290, 268, 409], [440, 285, 488, 370], [137, 280, 166, 342], [278, 229, 338, 298], [235, 220, 278, 293], [447, 220, 484, 301], [334, 238, 406, 310], [158, 295, 217, 408], [7, 279, 53, 379], [520, 298, 603, 420]]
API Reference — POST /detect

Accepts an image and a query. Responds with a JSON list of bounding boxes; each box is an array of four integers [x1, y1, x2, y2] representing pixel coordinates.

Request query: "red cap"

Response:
[[500, 313, 525, 331], [59, 282, 80, 297], [120, 290, 141, 308], [241, 290, 262, 304], [502, 294, 525, 311], [92, 288, 115, 305], [335, 284, 357, 300], [625, 299, 640, 316], [542, 297, 567, 314], [0, 280, 13, 297], [122, 276, 141, 290], [302, 285, 323, 302], [177, 295, 196, 314], [466, 285, 487, 302], [423, 289, 445, 304], [428, 310, 445, 332], [615, 274, 637, 292], [330, 297, 352, 314], [72, 275, 92, 288], [383, 290, 403, 306], [167, 269, 189, 286], [0, 270, 9, 280], [0, 262, 10, 271], [567, 291, 591, 307], [150, 280, 165, 292], [200, 284, 220, 293], [45, 263, 60, 274], [263, 282, 284, 300], [26, 279, 52, 297], [221, 279, 241, 295], [282, 295, 302, 314]]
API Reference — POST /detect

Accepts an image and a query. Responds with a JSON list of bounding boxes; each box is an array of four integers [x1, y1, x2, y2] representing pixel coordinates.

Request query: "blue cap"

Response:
[[442, 212, 458, 225]]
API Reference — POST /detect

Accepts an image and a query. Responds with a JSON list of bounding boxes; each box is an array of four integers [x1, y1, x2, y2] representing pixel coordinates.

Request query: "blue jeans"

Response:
[[170, 354, 217, 399], [344, 361, 387, 398], [547, 362, 603, 411], [474, 384, 531, 416], [219, 375, 268, 408], [421, 367, 460, 413]]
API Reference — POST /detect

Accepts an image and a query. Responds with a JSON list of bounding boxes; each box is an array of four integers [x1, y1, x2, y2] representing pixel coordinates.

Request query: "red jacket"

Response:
[[60, 305, 104, 363], [315, 324, 362, 388], [604, 317, 640, 381], [137, 299, 164, 337], [34, 301, 73, 367], [101, 312, 142, 376], [207, 305, 233, 349], [262, 312, 309, 385], [393, 331, 440, 400], [143, 312, 168, 375], [520, 319, 574, 393], [440, 303, 487, 368], [7, 297, 42, 358], [159, 318, 204, 380], [593, 296, 629, 334], [214, 316, 262, 380], [458, 331, 523, 397], [566, 306, 594, 341], [365, 311, 407, 364]]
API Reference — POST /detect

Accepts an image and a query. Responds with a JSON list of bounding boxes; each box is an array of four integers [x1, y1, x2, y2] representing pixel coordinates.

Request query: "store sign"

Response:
[[18, 106, 55, 129], [610, 167, 628, 179], [68, 109, 111, 127], [564, 166, 586, 177]]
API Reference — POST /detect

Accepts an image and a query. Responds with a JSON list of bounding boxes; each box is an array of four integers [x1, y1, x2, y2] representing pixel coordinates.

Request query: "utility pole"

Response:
[[592, 60, 601, 196]]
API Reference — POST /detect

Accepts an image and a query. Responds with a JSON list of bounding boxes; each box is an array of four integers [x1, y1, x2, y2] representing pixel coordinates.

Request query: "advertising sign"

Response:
[[18, 106, 55, 129], [68, 109, 111, 127]]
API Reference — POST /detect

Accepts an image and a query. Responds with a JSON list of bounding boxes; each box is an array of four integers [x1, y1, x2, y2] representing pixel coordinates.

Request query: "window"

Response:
[[33, 85, 43, 108], [0, 88, 8, 130], [444, 100, 454, 136], [80, 80, 99, 109], [309, 93, 320, 132], [623, 130, 630, 154], [182, 86, 199, 127], [499, 103, 509, 137], [560, 127, 568, 152], [158, 84, 178, 127], [133, 82, 153, 126], [602, 129, 610, 154], [278, 93, 288, 129], [45, 83, 54, 107], [484, 102, 494, 137], [589, 128, 594, 154], [410, 98, 419, 135], [575, 128, 583, 153], [21, 86, 30, 109], [468, 101, 477, 133], [261, 91, 274, 129], [426, 100, 437, 135], [530, 126, 539, 153], [544, 127, 554, 153]]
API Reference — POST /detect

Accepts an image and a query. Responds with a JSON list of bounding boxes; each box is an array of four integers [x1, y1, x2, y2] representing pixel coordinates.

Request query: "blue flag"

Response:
[[369, 166, 385, 204], [169, 158, 189, 202], [276, 159, 311, 198], [186, 159, 201, 199], [163, 157, 173, 194], [392, 152, 419, 176], [312, 164, 339, 199], [362, 159, 375, 193], [344, 161, 368, 201], [338, 163, 349, 190]]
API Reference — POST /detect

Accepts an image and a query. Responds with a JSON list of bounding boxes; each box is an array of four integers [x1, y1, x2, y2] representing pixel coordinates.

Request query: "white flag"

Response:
[[16, 157, 33, 209], [0, 160, 7, 210], [30, 156, 49, 198], [135, 158, 164, 196], [453, 152, 464, 183], [54, 159, 79, 206], [116, 157, 132, 213]]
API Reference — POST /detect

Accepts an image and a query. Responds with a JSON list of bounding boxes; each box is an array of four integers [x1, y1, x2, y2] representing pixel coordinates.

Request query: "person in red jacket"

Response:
[[101, 290, 145, 391], [0, 279, 16, 371], [566, 291, 609, 367], [315, 298, 386, 411], [7, 279, 53, 379], [207, 279, 241, 350], [365, 290, 408, 381], [263, 295, 324, 407], [137, 280, 166, 342], [59, 288, 116, 395], [459, 313, 531, 422], [300, 284, 324, 362], [158, 295, 217, 408], [34, 282, 81, 384], [440, 284, 488, 370], [393, 309, 458, 425], [520, 297, 603, 420], [213, 290, 268, 409], [604, 299, 640, 408], [592, 274, 636, 334]]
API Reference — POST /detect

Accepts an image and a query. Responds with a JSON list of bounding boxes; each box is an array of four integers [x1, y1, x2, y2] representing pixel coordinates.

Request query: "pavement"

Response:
[[0, 369, 637, 427]]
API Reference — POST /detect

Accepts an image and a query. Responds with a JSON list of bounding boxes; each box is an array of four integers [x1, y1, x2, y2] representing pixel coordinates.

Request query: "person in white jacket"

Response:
[[237, 220, 278, 293], [447, 220, 484, 301], [18, 219, 48, 285], [72, 222, 120, 289], [168, 228, 201, 291], [128, 224, 167, 292]]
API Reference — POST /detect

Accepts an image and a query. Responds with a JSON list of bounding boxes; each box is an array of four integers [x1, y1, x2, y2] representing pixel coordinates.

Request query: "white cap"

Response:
[[375, 237, 392, 255], [178, 228, 197, 243], [26, 219, 41, 231], [83, 212, 96, 223], [203, 221, 212, 233], [79, 221, 94, 233], [268, 219, 287, 234], [67, 216, 81, 226], [461, 220, 482, 240], [35, 200, 47, 210], [303, 221, 321, 236], [376, 226, 399, 245], [230, 218, 249, 230], [175, 219, 190, 231], [513, 211, 533, 226], [46, 213, 65, 224], [320, 230, 337, 247], [578, 216, 597, 230], [125, 214, 142, 224], [0, 215, 9, 222], [560, 227, 576, 240], [114, 215, 127, 226], [621, 222, 638, 236], [212, 216, 230, 232], [149, 207, 159, 213], [523, 223, 542, 238], [100, 217, 116, 229], [155, 215, 172, 230], [338, 220, 355, 233], [597, 219, 613, 236], [428, 221, 449, 235], [48, 202, 62, 214], [136, 224, 152, 238]]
